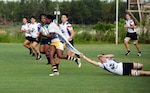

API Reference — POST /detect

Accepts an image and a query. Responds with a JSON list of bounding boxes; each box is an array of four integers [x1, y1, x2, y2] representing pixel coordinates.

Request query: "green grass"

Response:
[[0, 43, 150, 93]]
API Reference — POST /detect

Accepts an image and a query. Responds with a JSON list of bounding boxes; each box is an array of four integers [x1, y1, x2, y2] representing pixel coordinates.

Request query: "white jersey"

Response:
[[98, 58, 123, 75], [126, 18, 136, 33], [29, 22, 40, 38], [59, 21, 73, 40], [21, 23, 31, 37], [48, 22, 60, 42]]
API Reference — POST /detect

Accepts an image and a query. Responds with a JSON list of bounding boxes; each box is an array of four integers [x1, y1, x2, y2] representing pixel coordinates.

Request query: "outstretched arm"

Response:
[[80, 54, 99, 67]]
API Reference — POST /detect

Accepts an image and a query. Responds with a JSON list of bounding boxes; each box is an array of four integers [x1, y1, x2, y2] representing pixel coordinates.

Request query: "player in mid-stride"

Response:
[[80, 53, 150, 76], [18, 17, 34, 56], [59, 13, 75, 57], [29, 16, 42, 60], [124, 13, 141, 56], [46, 14, 81, 76], [38, 14, 51, 64]]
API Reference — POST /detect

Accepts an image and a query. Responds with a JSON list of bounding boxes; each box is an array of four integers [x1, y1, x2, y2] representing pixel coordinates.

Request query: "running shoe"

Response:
[[125, 51, 131, 56], [138, 52, 141, 56], [49, 72, 59, 77], [77, 58, 81, 68]]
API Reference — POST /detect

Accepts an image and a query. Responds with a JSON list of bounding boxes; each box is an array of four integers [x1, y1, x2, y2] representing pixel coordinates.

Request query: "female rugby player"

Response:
[[80, 53, 150, 76]]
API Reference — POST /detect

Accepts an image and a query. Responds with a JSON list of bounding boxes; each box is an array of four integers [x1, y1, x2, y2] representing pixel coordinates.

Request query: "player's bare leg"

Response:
[[49, 46, 59, 76], [55, 56, 60, 70], [56, 49, 81, 68], [124, 37, 131, 56], [23, 40, 33, 55], [133, 63, 143, 70], [30, 43, 35, 56], [45, 44, 50, 64], [133, 40, 141, 56], [67, 50, 75, 57], [39, 44, 45, 54], [131, 70, 150, 76], [32, 42, 41, 60]]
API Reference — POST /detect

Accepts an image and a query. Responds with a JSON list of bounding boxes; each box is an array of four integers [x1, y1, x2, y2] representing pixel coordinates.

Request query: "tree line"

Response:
[[0, 0, 127, 24]]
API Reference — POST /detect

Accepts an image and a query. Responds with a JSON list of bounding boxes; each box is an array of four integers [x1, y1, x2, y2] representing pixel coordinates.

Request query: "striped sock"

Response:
[[56, 64, 59, 70], [67, 55, 78, 62], [52, 65, 58, 72]]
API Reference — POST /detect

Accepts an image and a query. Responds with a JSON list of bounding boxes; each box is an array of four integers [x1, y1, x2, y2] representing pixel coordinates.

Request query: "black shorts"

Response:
[[126, 32, 137, 40], [40, 38, 51, 45], [31, 38, 40, 43], [123, 63, 133, 76], [25, 36, 32, 42], [69, 39, 74, 46]]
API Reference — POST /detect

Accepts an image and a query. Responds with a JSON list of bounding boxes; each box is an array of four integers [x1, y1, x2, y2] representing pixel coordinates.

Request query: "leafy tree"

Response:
[[0, 0, 127, 24]]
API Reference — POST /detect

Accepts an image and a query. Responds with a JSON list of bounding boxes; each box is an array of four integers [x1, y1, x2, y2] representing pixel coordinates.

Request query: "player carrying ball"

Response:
[[46, 14, 81, 76]]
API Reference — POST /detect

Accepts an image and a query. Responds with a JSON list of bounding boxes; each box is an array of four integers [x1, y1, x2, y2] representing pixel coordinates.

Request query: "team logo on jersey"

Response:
[[109, 63, 115, 70], [31, 28, 35, 32]]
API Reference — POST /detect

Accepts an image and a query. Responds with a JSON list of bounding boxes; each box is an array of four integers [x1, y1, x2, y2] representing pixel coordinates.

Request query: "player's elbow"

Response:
[[107, 54, 114, 58], [111, 54, 114, 58], [95, 64, 99, 67]]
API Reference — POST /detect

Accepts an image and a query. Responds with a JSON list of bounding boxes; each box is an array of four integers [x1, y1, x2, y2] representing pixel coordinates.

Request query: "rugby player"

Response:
[[29, 16, 42, 60], [80, 53, 150, 76], [46, 14, 81, 76], [38, 14, 51, 64], [124, 13, 141, 56], [59, 13, 75, 57], [18, 17, 35, 56]]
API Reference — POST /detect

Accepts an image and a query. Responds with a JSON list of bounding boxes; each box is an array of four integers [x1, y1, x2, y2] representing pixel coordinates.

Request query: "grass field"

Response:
[[0, 43, 150, 93]]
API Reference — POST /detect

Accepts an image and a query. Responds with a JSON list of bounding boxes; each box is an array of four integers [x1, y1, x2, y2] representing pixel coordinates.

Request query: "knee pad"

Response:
[[134, 70, 139, 76], [124, 38, 129, 42], [137, 63, 142, 70], [133, 41, 138, 44], [124, 37, 130, 42]]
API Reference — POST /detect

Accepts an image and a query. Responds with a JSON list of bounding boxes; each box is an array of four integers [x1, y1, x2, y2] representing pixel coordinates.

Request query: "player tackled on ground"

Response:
[[80, 53, 150, 76]]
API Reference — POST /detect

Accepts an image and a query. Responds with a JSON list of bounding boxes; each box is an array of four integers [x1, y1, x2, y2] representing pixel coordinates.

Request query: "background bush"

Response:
[[0, 20, 149, 44]]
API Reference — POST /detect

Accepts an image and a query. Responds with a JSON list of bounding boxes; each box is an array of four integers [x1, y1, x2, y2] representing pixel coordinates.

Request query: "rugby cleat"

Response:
[[49, 72, 59, 77], [137, 52, 141, 56], [36, 54, 42, 60], [125, 51, 131, 56], [32, 53, 35, 56], [77, 58, 81, 68]]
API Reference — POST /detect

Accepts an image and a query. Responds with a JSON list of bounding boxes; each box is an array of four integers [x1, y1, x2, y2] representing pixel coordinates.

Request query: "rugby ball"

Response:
[[41, 26, 49, 36]]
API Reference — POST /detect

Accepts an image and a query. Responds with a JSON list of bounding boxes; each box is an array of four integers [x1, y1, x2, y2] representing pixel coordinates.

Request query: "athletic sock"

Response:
[[36, 53, 41, 60], [67, 55, 78, 63], [45, 53, 50, 64], [52, 65, 58, 72], [75, 54, 80, 58], [29, 48, 32, 54], [56, 64, 59, 70]]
